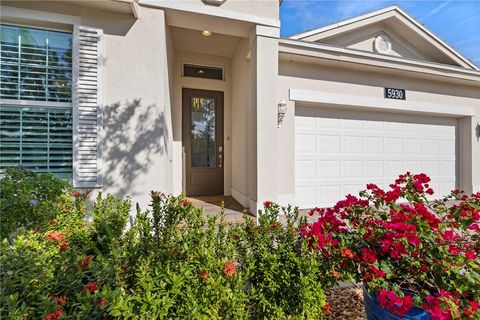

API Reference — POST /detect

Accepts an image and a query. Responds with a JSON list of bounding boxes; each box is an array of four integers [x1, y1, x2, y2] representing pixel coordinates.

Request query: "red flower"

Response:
[[96, 297, 106, 308], [180, 198, 191, 206], [80, 255, 94, 270], [44, 308, 63, 320], [340, 247, 354, 259], [71, 191, 81, 198], [442, 230, 459, 242], [423, 291, 460, 320], [263, 201, 273, 208], [45, 231, 66, 242], [224, 261, 236, 278], [448, 245, 461, 255], [200, 270, 210, 281], [361, 248, 377, 263], [49, 293, 67, 307], [465, 251, 477, 261], [58, 241, 69, 250], [84, 281, 98, 293], [377, 289, 413, 316], [322, 303, 332, 315], [468, 223, 479, 231]]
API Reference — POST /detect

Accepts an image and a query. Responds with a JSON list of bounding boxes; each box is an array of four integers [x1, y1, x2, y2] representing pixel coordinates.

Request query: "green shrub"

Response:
[[0, 167, 71, 239], [1, 170, 329, 319]]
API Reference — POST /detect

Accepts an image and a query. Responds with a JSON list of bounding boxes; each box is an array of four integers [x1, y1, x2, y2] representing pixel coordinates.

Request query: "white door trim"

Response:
[[289, 89, 476, 117]]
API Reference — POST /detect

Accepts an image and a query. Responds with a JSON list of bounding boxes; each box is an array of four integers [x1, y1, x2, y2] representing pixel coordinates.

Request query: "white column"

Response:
[[250, 25, 279, 214]]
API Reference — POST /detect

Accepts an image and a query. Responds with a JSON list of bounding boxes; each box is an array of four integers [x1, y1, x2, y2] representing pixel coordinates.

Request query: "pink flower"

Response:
[[377, 289, 413, 316], [448, 245, 461, 255], [361, 248, 377, 263], [465, 251, 477, 261]]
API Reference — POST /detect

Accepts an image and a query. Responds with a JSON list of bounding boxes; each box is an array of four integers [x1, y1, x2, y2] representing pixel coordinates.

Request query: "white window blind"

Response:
[[0, 24, 72, 102], [0, 106, 73, 178]]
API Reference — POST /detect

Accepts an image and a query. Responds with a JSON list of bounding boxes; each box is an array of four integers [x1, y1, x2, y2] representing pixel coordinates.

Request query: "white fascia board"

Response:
[[255, 25, 280, 38], [290, 5, 398, 40], [1, 5, 81, 26], [289, 89, 476, 118], [278, 39, 480, 82], [139, 0, 280, 27]]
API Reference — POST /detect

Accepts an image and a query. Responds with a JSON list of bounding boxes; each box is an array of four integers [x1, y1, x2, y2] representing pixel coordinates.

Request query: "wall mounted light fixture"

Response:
[[277, 99, 287, 127]]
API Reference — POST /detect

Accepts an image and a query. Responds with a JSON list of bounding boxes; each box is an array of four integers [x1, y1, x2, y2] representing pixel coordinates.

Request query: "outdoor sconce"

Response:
[[476, 123, 480, 141], [202, 0, 226, 6], [277, 99, 287, 127]]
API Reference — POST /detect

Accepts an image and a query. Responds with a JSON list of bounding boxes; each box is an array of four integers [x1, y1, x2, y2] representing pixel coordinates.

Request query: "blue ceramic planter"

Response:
[[363, 285, 431, 320]]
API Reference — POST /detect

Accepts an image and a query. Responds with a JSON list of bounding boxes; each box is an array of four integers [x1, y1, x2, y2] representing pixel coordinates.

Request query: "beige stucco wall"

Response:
[[2, 2, 174, 209], [277, 58, 480, 205]]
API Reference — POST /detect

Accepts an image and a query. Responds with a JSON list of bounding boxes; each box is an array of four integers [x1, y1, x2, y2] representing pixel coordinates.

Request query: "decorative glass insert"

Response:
[[0, 24, 72, 102], [0, 106, 73, 179], [191, 97, 216, 168]]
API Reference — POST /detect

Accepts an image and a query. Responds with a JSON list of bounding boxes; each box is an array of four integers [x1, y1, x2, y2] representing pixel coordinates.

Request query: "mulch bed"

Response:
[[326, 285, 367, 320]]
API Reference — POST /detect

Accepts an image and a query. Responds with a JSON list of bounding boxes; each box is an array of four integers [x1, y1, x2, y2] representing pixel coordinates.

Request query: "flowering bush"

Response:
[[0, 167, 71, 239], [303, 172, 480, 319], [1, 168, 328, 319]]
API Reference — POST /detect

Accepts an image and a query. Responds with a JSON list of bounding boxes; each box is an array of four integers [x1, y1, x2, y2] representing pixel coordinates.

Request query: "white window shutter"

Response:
[[72, 25, 104, 188]]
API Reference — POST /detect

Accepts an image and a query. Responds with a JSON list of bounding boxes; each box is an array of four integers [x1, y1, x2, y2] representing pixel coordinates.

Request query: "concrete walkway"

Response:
[[186, 195, 254, 224]]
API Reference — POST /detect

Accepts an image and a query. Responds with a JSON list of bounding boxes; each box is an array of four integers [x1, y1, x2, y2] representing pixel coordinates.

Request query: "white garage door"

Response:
[[295, 107, 458, 209]]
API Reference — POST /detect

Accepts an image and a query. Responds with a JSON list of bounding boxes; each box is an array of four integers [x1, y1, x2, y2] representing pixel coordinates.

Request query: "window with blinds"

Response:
[[0, 24, 73, 179], [0, 106, 73, 178], [0, 24, 72, 102]]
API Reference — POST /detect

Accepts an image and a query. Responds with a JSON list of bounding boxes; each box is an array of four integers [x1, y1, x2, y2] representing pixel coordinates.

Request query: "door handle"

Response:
[[218, 146, 223, 168]]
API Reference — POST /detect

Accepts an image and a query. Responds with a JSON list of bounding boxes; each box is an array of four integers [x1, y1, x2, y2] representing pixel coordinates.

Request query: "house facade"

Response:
[[1, 0, 479, 213]]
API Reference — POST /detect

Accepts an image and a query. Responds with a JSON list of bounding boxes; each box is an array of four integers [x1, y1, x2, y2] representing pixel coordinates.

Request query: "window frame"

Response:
[[0, 6, 80, 179]]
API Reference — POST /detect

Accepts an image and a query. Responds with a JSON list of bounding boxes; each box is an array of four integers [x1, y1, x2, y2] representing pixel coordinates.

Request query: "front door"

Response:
[[183, 88, 224, 196]]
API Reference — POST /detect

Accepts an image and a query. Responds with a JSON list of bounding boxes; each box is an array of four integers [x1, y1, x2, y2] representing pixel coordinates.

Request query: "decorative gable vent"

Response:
[[72, 25, 104, 188], [373, 35, 392, 55]]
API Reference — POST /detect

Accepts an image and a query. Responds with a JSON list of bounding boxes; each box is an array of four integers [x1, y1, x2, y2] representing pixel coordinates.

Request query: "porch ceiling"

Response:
[[171, 26, 241, 58]]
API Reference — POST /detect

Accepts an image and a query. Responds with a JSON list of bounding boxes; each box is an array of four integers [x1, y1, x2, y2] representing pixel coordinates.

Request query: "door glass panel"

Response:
[[191, 97, 216, 168]]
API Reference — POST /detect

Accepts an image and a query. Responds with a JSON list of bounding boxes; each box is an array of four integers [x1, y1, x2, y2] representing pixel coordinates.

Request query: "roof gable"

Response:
[[290, 6, 477, 70]]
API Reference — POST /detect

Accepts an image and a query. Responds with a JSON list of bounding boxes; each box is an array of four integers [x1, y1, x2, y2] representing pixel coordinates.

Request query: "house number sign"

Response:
[[384, 87, 406, 100]]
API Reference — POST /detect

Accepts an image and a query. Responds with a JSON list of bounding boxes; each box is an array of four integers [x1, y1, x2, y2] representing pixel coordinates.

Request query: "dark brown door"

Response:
[[183, 89, 224, 196]]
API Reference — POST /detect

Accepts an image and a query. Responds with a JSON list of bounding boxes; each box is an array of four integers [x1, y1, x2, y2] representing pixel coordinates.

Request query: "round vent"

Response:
[[373, 35, 392, 54]]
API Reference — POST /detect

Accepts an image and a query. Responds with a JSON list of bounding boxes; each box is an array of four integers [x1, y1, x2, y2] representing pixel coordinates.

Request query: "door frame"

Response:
[[182, 88, 224, 196]]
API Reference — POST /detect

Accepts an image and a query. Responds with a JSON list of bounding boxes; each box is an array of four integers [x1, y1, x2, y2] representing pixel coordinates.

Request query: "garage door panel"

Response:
[[344, 160, 363, 178], [295, 107, 458, 209], [318, 134, 341, 153], [296, 160, 316, 179], [318, 160, 341, 178], [365, 160, 384, 178], [296, 133, 316, 153], [365, 136, 384, 153], [296, 185, 316, 209], [386, 137, 403, 153]]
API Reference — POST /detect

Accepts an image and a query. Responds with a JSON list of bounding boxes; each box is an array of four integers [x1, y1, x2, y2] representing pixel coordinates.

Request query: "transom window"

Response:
[[0, 24, 73, 178]]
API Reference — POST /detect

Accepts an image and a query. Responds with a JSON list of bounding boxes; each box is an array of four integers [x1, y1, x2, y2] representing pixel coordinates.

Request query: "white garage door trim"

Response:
[[295, 107, 458, 209]]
